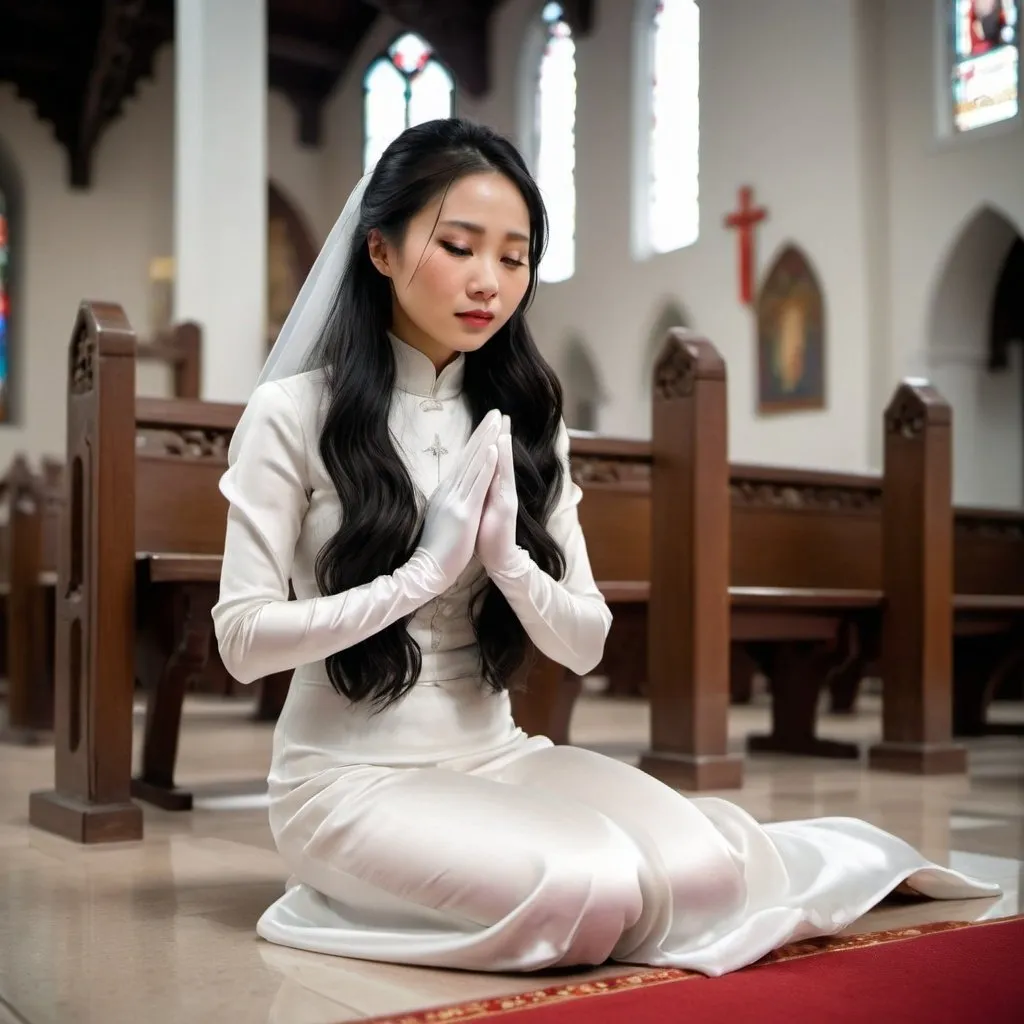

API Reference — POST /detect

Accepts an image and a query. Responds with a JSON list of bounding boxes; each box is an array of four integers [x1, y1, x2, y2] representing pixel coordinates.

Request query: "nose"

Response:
[[469, 259, 499, 302]]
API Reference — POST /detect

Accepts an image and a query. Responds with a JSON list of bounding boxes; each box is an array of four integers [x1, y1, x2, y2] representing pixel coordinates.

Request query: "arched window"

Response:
[[0, 189, 9, 422], [533, 2, 577, 283], [363, 32, 455, 173], [635, 0, 700, 256], [947, 0, 1019, 133]]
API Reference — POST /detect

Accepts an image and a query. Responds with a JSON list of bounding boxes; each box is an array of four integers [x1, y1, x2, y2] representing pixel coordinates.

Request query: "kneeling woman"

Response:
[[213, 117, 998, 976]]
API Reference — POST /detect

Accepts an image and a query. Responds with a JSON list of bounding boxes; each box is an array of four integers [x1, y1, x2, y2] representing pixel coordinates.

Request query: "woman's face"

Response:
[[368, 171, 533, 369]]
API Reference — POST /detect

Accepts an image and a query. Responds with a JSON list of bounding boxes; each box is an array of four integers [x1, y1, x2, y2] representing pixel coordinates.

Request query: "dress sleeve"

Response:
[[212, 381, 445, 684], [488, 420, 612, 676]]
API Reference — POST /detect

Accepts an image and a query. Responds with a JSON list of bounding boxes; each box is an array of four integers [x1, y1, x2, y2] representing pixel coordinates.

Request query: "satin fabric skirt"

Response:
[[257, 735, 1000, 976]]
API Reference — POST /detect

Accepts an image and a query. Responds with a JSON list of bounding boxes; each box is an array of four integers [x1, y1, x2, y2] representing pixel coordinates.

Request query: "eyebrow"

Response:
[[440, 219, 530, 244]]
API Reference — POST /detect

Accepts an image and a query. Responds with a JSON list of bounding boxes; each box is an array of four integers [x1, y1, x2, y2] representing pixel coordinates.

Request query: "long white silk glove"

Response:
[[417, 410, 501, 588], [477, 417, 612, 677], [475, 415, 520, 574]]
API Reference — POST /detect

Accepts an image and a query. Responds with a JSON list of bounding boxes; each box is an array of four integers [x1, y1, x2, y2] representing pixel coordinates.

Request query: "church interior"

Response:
[[1, 0, 1023, 1021]]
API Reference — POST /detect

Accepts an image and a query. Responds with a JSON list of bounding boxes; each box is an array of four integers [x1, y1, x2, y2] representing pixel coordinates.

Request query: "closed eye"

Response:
[[441, 240, 526, 269]]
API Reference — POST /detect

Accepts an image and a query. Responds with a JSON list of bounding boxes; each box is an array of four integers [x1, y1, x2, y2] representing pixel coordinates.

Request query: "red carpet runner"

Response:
[[361, 915, 1024, 1024]]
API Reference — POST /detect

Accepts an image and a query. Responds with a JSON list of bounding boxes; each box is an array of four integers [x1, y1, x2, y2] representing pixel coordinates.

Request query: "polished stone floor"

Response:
[[1, 689, 1021, 1024]]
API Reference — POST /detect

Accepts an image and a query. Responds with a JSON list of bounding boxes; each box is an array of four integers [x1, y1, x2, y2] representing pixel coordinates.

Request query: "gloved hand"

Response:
[[417, 410, 501, 590], [476, 414, 524, 576]]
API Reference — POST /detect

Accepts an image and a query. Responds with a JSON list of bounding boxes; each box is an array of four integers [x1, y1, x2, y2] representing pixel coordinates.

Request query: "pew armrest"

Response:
[[597, 580, 649, 603], [730, 586, 883, 609], [954, 594, 1024, 613], [138, 553, 223, 583]]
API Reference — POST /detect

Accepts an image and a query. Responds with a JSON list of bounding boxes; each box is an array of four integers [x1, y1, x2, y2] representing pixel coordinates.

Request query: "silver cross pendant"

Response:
[[424, 433, 449, 484]]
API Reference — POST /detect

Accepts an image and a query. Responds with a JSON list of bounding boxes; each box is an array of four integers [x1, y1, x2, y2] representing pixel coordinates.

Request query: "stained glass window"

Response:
[[950, 0, 1019, 132], [363, 32, 455, 173], [645, 0, 700, 254], [534, 2, 577, 283], [0, 190, 8, 422]]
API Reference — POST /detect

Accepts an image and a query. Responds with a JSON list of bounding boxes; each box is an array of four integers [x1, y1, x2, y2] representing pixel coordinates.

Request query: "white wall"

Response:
[[884, 0, 1024, 505], [0, 45, 325, 468]]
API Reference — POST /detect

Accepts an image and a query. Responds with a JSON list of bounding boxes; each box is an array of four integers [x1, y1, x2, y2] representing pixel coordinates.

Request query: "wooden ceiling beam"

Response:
[[71, 0, 154, 188], [268, 2, 379, 148]]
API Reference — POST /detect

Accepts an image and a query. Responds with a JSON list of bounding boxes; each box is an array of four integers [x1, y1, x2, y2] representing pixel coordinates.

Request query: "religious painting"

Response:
[[755, 245, 825, 415], [950, 0, 1020, 132]]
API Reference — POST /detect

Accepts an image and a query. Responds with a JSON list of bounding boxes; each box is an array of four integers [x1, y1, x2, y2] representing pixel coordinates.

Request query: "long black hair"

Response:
[[304, 118, 566, 711]]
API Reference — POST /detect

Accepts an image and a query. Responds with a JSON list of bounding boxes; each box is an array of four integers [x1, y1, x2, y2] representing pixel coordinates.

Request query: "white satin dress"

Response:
[[212, 333, 999, 977]]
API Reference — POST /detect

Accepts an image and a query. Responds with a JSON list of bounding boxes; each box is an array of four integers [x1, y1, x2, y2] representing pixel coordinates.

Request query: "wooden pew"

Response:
[[509, 438, 652, 742], [568, 333, 1020, 780], [633, 335, 967, 783], [28, 302, 249, 839], [949, 506, 1024, 736], [137, 321, 202, 400], [0, 322, 207, 748], [0, 457, 59, 743], [572, 437, 652, 699], [641, 336, 743, 788], [30, 304, 146, 841]]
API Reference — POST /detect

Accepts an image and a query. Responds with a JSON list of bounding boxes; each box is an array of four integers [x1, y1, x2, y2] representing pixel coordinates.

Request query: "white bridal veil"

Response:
[[257, 172, 373, 387]]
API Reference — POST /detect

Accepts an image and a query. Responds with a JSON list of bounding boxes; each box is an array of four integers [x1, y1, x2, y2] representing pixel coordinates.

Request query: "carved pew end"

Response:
[[872, 381, 967, 776], [640, 332, 744, 791], [31, 301, 146, 844]]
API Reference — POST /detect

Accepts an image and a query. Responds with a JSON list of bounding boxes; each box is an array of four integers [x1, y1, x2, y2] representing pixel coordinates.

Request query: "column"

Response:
[[174, 0, 267, 402]]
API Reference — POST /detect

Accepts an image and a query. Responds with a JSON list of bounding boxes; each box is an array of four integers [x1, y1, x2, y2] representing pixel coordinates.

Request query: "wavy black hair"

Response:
[[303, 118, 566, 711]]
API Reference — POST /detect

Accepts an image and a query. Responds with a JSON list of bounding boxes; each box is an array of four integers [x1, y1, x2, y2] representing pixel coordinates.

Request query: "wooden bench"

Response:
[[509, 438, 652, 743], [0, 323, 205, 748], [0, 457, 59, 743], [557, 333, 1021, 782], [949, 506, 1024, 736], [28, 304, 248, 839], [137, 321, 202, 400]]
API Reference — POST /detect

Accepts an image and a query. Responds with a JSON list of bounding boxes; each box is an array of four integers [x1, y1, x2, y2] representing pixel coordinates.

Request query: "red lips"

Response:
[[456, 310, 495, 327]]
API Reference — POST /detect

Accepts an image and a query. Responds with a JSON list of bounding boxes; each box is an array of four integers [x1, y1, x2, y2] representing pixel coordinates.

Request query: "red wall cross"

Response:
[[723, 186, 768, 306]]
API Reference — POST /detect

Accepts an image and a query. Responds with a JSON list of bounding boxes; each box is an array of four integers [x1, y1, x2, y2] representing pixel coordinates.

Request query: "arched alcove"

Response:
[[642, 299, 691, 388], [926, 204, 1024, 506], [562, 335, 604, 431], [267, 180, 318, 352]]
